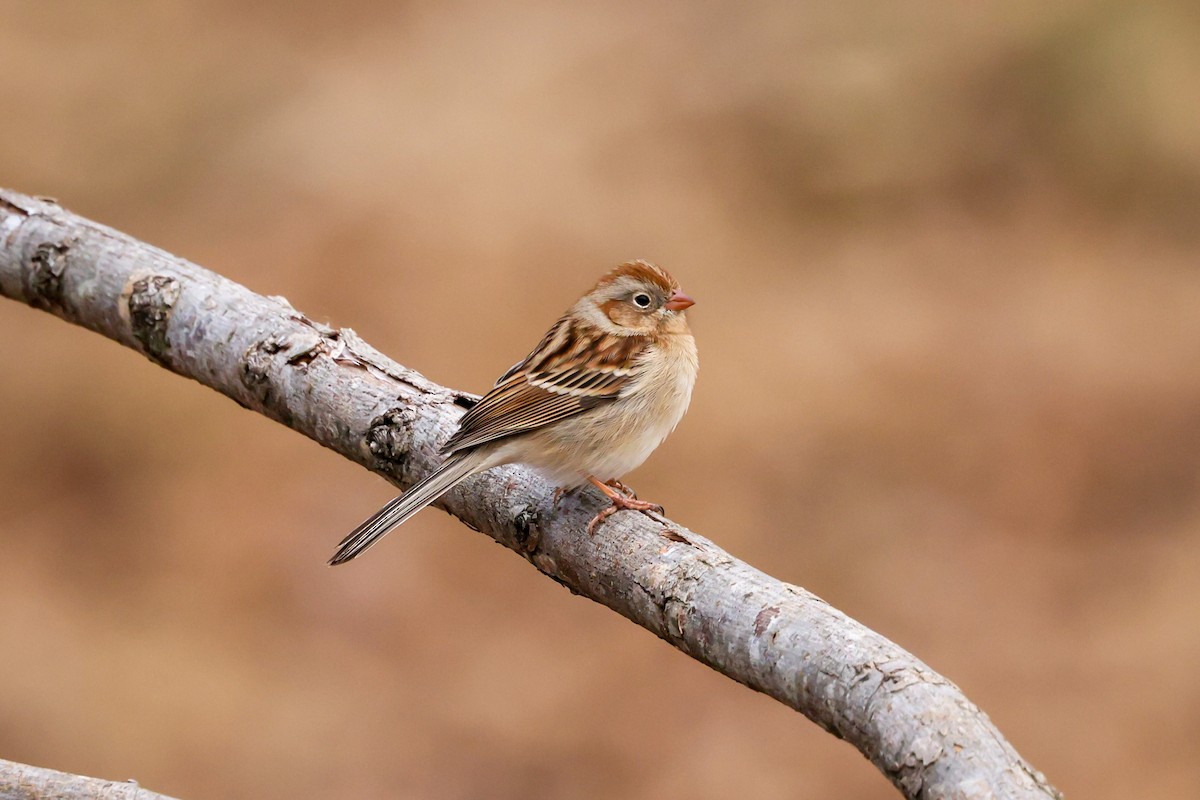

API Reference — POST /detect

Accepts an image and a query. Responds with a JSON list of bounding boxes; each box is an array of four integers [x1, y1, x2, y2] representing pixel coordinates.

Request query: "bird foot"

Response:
[[586, 476, 664, 535], [603, 478, 639, 500]]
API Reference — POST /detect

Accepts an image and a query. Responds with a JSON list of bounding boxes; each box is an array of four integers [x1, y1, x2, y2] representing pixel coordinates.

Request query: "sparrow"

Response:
[[330, 260, 698, 565]]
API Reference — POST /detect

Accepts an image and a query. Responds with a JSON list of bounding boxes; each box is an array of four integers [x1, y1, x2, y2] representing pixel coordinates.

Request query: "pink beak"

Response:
[[664, 290, 695, 312]]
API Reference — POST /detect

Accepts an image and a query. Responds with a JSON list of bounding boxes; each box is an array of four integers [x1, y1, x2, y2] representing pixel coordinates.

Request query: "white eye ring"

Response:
[[633, 293, 652, 308]]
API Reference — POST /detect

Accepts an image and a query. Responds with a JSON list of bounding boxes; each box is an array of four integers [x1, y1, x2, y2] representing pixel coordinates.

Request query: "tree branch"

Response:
[[0, 189, 1061, 800], [0, 757, 179, 800]]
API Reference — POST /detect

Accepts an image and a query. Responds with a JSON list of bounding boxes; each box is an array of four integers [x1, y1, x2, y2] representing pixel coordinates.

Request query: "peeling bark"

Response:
[[0, 189, 1062, 800]]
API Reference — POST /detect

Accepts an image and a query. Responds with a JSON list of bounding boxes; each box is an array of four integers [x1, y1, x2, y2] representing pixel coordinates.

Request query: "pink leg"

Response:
[[586, 476, 664, 535]]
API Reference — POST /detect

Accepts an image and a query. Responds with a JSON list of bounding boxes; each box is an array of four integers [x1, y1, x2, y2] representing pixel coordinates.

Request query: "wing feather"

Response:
[[442, 319, 648, 455]]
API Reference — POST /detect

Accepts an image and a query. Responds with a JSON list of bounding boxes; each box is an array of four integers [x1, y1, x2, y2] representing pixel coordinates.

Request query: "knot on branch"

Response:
[[511, 502, 541, 553], [240, 324, 342, 424], [124, 273, 181, 366], [28, 239, 73, 312], [365, 407, 418, 473], [243, 335, 286, 384]]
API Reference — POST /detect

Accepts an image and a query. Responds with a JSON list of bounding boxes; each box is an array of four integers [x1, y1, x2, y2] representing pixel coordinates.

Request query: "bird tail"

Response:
[[330, 455, 481, 565]]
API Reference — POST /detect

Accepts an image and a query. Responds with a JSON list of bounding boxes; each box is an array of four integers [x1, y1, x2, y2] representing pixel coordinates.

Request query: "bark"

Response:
[[0, 757, 179, 800], [0, 189, 1062, 800]]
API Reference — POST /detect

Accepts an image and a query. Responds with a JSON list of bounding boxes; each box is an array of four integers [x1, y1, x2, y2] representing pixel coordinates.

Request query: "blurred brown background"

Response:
[[2, 2, 1198, 798]]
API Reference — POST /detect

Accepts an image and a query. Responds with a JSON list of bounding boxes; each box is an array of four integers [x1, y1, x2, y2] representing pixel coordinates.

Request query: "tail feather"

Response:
[[330, 456, 480, 565]]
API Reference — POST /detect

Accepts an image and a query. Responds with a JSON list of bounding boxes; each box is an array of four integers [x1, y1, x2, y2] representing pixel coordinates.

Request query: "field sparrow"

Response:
[[330, 260, 698, 564]]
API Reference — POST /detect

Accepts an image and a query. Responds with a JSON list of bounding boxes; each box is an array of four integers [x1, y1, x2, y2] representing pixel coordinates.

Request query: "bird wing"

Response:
[[441, 318, 649, 455]]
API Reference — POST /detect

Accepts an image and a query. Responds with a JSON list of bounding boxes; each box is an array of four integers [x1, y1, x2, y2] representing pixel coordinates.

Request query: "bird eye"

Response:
[[632, 293, 652, 308]]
